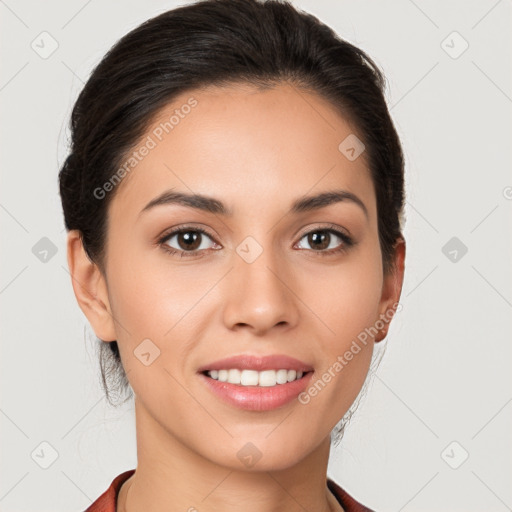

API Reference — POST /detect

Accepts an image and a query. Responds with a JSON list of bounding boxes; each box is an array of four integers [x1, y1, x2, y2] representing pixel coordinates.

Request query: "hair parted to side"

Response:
[[59, 0, 405, 439]]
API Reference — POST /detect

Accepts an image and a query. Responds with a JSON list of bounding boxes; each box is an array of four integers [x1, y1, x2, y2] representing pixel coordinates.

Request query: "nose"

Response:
[[221, 240, 300, 335]]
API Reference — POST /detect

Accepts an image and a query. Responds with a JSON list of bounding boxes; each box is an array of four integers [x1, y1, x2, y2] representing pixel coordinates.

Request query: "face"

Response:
[[77, 81, 403, 471]]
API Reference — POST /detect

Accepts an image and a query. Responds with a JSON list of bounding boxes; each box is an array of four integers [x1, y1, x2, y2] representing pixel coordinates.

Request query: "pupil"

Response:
[[180, 231, 200, 250], [310, 231, 329, 250]]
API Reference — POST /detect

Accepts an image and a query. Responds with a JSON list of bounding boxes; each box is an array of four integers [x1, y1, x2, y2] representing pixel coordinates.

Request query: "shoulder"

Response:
[[83, 469, 136, 512], [327, 477, 376, 512]]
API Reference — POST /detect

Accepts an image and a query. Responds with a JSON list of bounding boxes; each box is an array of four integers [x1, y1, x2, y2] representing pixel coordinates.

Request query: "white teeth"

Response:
[[258, 370, 276, 387], [206, 368, 307, 386], [241, 370, 259, 386], [276, 369, 288, 384], [228, 368, 241, 385]]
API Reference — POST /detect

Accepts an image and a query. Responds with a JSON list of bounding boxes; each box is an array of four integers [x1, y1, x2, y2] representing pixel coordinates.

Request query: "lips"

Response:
[[197, 354, 314, 373], [199, 371, 313, 411], [197, 354, 314, 411]]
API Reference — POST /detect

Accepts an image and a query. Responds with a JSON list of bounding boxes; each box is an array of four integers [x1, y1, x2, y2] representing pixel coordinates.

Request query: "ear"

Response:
[[374, 237, 406, 342], [66, 230, 117, 342]]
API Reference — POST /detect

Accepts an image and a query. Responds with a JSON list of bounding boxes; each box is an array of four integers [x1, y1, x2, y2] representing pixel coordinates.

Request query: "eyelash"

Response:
[[157, 223, 354, 259]]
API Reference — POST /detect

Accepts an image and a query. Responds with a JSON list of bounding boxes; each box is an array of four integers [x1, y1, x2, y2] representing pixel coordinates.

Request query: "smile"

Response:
[[204, 368, 306, 387]]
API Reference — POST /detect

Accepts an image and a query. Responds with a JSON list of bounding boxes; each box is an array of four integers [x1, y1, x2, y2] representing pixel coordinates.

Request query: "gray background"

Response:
[[1, 1, 511, 511]]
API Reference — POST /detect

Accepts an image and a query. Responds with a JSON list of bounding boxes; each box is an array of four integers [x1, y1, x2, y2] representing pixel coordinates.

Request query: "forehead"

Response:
[[109, 81, 374, 221]]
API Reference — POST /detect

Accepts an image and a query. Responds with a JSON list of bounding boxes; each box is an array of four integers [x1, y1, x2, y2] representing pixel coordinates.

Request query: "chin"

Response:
[[205, 432, 321, 473]]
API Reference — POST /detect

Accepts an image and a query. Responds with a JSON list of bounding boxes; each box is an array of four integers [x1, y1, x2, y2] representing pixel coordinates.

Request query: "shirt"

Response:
[[84, 469, 375, 512]]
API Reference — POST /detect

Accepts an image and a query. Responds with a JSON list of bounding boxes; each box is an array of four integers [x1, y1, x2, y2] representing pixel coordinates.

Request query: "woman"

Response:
[[59, 0, 406, 510]]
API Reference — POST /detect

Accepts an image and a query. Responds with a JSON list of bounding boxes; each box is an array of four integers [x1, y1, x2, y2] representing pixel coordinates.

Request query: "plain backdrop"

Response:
[[1, 1, 511, 511]]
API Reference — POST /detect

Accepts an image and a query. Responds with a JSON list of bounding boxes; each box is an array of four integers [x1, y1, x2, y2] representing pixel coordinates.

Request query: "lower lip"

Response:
[[198, 372, 313, 411]]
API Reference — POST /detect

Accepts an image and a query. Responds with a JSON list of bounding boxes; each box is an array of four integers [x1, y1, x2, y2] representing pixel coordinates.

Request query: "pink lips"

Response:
[[197, 354, 314, 411], [197, 354, 314, 373]]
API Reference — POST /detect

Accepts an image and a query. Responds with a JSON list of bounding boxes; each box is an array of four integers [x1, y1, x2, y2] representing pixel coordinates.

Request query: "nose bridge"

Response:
[[222, 233, 299, 332]]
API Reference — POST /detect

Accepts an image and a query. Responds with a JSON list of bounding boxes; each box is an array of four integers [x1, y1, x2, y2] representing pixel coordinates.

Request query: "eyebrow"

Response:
[[139, 188, 368, 219]]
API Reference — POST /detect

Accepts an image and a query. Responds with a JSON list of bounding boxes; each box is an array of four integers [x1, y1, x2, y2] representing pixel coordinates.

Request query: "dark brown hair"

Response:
[[59, 0, 405, 436]]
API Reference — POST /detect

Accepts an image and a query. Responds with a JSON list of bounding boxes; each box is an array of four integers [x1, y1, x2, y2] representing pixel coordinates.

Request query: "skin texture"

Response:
[[67, 81, 405, 512]]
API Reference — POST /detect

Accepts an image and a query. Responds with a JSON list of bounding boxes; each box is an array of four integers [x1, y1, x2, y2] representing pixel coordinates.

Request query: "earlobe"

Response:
[[375, 238, 406, 342], [66, 230, 117, 342]]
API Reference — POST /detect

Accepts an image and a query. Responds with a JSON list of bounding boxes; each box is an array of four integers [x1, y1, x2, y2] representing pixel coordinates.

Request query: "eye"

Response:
[[157, 223, 354, 258], [295, 225, 354, 256], [158, 226, 219, 258]]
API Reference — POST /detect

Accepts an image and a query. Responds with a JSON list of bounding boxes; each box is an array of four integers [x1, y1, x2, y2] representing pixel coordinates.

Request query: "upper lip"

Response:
[[197, 354, 314, 373]]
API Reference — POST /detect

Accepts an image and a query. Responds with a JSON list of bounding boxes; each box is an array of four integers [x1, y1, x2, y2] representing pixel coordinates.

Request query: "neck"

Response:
[[117, 397, 344, 512]]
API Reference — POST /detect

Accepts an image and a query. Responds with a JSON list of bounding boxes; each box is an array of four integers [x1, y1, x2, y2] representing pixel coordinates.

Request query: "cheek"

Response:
[[299, 249, 382, 412], [106, 240, 197, 335], [105, 256, 198, 405], [304, 246, 383, 341], [104, 244, 216, 384]]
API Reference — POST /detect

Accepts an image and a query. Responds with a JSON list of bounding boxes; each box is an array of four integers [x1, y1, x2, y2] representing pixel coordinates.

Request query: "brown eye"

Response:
[[173, 231, 203, 251], [296, 226, 354, 256], [159, 227, 218, 257], [305, 231, 331, 250]]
